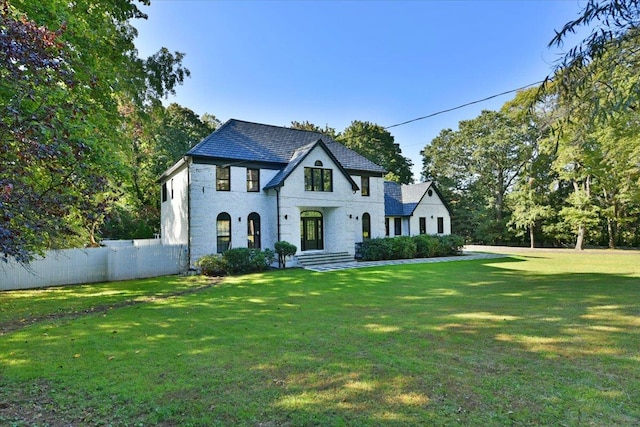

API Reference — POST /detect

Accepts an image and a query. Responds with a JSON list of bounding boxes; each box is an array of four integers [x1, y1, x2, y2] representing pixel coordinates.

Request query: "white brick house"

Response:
[[384, 181, 452, 237], [159, 119, 451, 266]]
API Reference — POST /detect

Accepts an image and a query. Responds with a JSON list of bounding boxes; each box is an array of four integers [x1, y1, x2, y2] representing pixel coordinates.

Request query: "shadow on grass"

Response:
[[1, 256, 639, 425]]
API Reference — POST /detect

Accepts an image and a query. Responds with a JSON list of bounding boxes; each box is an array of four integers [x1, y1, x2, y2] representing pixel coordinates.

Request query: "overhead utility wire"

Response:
[[383, 80, 546, 130]]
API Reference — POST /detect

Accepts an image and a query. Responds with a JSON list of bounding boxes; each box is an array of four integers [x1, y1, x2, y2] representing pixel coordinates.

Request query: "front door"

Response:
[[301, 211, 323, 251]]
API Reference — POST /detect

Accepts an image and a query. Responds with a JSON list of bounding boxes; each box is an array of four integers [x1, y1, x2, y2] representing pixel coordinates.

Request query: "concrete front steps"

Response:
[[295, 251, 354, 268]]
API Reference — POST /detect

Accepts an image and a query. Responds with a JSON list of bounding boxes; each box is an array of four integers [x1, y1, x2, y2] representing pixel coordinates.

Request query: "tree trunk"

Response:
[[529, 224, 535, 249], [607, 218, 616, 249], [575, 224, 585, 250]]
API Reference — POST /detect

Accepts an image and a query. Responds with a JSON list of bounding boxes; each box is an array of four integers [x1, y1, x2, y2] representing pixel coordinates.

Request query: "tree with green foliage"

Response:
[[101, 102, 217, 240], [1, 0, 190, 261], [338, 120, 413, 184], [548, 0, 640, 117], [290, 120, 337, 139], [422, 110, 532, 243]]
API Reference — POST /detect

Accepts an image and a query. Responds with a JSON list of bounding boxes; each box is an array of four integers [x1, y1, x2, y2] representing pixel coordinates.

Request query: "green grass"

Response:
[[1, 251, 639, 426]]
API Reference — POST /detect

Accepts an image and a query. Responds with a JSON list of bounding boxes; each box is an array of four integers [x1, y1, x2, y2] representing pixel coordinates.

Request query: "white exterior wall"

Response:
[[351, 175, 386, 243], [166, 149, 387, 266], [160, 164, 189, 246], [188, 164, 278, 264], [409, 191, 452, 236], [277, 146, 385, 257]]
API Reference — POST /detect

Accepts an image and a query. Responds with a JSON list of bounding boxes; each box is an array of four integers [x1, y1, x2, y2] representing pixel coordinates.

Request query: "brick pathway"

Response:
[[304, 251, 507, 272]]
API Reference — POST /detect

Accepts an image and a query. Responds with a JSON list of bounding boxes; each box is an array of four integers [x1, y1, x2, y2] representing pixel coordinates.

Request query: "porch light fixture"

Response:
[[349, 214, 353, 219], [238, 217, 242, 222], [284, 214, 288, 220]]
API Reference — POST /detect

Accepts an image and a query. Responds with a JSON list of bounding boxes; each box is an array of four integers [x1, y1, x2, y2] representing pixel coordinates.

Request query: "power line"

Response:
[[383, 80, 546, 130]]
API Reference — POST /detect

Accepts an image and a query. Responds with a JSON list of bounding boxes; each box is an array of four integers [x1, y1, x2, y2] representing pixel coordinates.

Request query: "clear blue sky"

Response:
[[134, 0, 586, 180]]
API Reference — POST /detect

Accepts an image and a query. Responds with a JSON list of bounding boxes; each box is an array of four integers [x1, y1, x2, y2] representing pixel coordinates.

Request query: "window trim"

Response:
[[419, 217, 426, 234], [216, 212, 231, 253], [437, 217, 444, 234], [216, 166, 230, 191], [246, 168, 260, 192], [247, 212, 261, 249], [361, 176, 370, 197], [362, 212, 371, 240], [304, 167, 333, 192], [394, 218, 402, 236]]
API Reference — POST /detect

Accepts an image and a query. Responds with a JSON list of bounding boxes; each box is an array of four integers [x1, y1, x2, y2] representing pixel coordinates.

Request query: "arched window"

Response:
[[247, 212, 261, 249], [362, 213, 371, 240], [314, 160, 323, 166], [216, 212, 231, 253]]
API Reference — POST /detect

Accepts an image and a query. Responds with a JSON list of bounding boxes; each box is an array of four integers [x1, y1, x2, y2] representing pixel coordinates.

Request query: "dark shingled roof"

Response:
[[263, 139, 359, 191], [188, 119, 386, 174], [384, 181, 437, 217]]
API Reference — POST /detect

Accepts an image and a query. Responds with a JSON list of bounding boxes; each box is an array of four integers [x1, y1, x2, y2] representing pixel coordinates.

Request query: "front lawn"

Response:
[[1, 251, 639, 426]]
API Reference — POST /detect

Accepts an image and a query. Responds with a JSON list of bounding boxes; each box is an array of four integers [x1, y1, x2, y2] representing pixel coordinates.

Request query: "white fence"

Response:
[[0, 240, 188, 291]]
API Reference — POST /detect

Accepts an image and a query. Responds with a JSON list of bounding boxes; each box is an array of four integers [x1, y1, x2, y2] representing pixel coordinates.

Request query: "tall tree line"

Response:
[[1, 0, 215, 262], [422, 0, 640, 249]]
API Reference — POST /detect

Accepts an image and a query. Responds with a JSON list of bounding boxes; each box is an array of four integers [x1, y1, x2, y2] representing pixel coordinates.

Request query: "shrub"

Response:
[[274, 241, 297, 268], [362, 234, 465, 261], [414, 234, 440, 258], [196, 248, 276, 276], [360, 237, 393, 261], [389, 236, 417, 259], [440, 234, 465, 255], [224, 248, 276, 274], [195, 254, 227, 276]]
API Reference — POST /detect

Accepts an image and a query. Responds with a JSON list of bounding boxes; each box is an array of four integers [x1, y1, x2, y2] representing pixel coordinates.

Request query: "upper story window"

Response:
[[247, 168, 260, 192], [361, 176, 370, 196], [216, 166, 230, 191], [162, 182, 168, 202], [304, 166, 333, 192]]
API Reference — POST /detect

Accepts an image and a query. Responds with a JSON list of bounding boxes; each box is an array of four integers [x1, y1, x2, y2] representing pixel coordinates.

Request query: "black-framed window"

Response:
[[394, 218, 402, 236], [304, 167, 332, 192], [216, 166, 230, 191], [361, 176, 370, 196], [362, 213, 371, 240], [437, 217, 444, 234], [247, 168, 260, 192], [247, 212, 261, 249], [385, 218, 390, 236], [216, 212, 231, 253], [162, 182, 167, 202], [170, 179, 174, 199], [419, 217, 426, 234]]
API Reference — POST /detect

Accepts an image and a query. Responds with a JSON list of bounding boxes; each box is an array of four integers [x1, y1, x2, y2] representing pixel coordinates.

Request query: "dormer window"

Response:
[[304, 166, 332, 192]]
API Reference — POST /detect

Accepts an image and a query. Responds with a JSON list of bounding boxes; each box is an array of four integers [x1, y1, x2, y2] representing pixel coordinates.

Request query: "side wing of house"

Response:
[[159, 160, 190, 246], [408, 183, 452, 235]]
